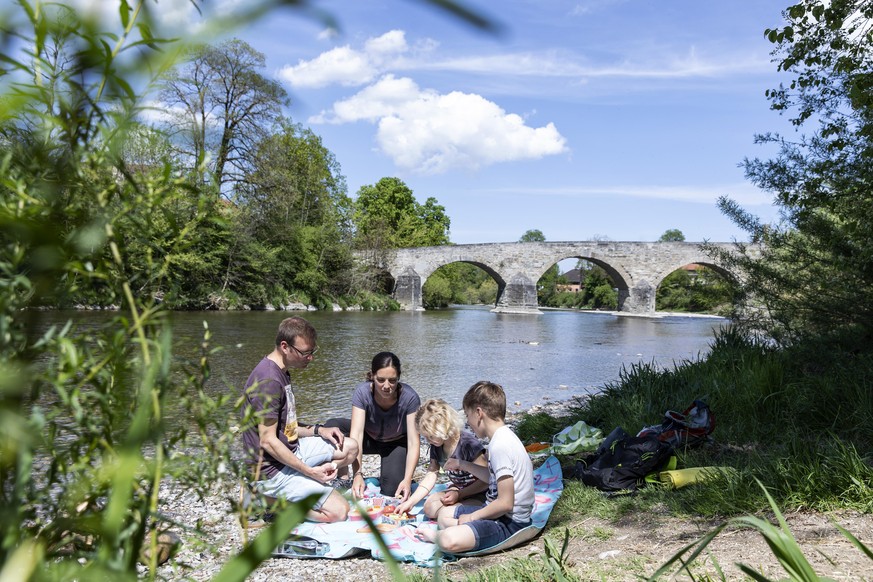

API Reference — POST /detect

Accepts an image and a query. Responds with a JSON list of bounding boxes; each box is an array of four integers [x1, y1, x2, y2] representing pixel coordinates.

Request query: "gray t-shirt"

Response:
[[351, 380, 421, 442], [241, 357, 300, 479]]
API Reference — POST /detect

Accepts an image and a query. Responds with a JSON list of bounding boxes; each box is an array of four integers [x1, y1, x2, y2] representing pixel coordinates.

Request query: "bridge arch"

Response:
[[418, 260, 507, 309]]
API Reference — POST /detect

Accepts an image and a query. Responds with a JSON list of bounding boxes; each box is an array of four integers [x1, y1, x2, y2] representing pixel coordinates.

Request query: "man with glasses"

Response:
[[240, 316, 358, 523]]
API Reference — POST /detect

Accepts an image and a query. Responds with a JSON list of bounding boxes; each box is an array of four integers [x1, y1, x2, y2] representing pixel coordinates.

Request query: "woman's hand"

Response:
[[394, 478, 412, 501], [351, 473, 366, 499]]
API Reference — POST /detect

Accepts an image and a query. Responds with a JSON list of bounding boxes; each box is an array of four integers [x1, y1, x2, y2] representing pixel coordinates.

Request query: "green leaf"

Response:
[[119, 0, 130, 28]]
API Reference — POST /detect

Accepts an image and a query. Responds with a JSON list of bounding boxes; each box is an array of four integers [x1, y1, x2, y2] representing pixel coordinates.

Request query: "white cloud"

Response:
[[278, 30, 411, 88], [279, 46, 378, 87], [318, 27, 339, 40], [311, 75, 568, 174]]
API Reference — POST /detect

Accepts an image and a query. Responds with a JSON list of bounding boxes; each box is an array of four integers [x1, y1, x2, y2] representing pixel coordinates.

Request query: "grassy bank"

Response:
[[517, 326, 873, 516]]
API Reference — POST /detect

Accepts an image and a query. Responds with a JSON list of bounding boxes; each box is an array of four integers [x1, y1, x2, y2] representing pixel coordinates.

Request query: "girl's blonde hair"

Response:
[[416, 398, 464, 441]]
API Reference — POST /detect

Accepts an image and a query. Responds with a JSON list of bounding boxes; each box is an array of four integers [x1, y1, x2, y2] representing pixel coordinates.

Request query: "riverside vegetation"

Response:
[[2, 1, 873, 581]]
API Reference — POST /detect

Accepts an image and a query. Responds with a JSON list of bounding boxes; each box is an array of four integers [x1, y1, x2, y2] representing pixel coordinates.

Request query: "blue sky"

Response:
[[83, 0, 794, 245]]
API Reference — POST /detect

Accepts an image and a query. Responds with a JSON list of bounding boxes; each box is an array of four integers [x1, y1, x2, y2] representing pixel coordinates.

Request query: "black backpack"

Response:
[[568, 427, 674, 493]]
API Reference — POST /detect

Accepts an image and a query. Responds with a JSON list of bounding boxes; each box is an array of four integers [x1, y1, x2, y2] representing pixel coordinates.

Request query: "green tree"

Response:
[[353, 177, 450, 249], [160, 38, 288, 194], [580, 267, 617, 309], [656, 266, 735, 314], [710, 0, 873, 343], [659, 229, 686, 242], [423, 263, 497, 307], [519, 229, 546, 242], [0, 2, 269, 576]]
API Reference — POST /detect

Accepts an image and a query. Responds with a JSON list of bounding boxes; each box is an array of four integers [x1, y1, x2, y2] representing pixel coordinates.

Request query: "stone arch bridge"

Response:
[[359, 241, 747, 314]]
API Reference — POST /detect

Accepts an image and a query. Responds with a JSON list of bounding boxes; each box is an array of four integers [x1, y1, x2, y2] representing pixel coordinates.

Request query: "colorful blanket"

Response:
[[279, 455, 563, 565]]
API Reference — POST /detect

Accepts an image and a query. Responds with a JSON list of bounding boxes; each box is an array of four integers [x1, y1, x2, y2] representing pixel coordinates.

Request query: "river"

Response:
[[29, 307, 725, 419]]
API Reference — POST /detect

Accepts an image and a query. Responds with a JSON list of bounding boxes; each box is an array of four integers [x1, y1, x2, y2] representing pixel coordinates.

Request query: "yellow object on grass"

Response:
[[657, 466, 739, 489]]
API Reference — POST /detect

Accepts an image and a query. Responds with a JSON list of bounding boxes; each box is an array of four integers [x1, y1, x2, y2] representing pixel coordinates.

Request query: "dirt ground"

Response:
[[441, 509, 873, 581]]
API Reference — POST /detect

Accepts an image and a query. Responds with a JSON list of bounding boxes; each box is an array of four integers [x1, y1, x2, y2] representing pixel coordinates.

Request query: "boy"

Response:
[[416, 381, 534, 553]]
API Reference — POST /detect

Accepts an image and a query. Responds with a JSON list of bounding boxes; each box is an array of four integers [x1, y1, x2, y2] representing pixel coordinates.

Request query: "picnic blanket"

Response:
[[279, 455, 563, 565]]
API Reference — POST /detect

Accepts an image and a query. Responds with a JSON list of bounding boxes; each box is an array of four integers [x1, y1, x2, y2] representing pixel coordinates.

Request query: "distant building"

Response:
[[557, 268, 582, 293]]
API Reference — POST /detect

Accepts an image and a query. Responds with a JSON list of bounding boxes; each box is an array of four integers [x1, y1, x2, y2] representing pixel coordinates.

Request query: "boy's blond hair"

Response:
[[462, 380, 506, 421], [416, 398, 464, 441]]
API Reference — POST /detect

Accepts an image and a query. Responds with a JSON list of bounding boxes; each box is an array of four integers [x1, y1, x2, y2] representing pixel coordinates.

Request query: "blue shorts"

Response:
[[453, 504, 531, 551], [256, 437, 335, 509]]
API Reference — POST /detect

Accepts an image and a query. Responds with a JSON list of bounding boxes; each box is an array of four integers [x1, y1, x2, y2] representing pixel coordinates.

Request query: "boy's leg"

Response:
[[430, 505, 524, 553]]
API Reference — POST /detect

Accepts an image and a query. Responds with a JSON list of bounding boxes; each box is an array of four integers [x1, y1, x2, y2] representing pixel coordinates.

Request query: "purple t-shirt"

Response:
[[240, 357, 301, 479], [429, 429, 485, 489], [351, 381, 421, 442]]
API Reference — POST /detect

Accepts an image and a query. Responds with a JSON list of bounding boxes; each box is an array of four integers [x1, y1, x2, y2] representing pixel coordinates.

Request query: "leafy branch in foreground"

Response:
[[0, 2, 304, 579]]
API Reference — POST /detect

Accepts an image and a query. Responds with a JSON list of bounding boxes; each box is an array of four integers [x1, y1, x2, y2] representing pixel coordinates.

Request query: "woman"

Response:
[[325, 352, 421, 500]]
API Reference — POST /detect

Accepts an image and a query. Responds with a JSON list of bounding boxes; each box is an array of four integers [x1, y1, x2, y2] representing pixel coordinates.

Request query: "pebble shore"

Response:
[[149, 396, 587, 580]]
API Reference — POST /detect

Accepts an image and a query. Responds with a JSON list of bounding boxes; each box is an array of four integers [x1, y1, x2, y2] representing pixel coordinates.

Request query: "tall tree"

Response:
[[160, 38, 288, 194], [231, 119, 354, 302], [353, 177, 450, 249], [710, 0, 873, 343]]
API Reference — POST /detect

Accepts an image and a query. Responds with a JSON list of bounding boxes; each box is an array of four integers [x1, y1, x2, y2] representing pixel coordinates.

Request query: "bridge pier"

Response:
[[621, 281, 656, 313], [393, 267, 424, 311], [491, 273, 542, 315]]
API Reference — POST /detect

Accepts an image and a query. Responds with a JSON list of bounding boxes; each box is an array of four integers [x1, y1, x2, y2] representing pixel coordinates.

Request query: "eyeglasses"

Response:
[[287, 342, 318, 358], [374, 376, 399, 385]]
